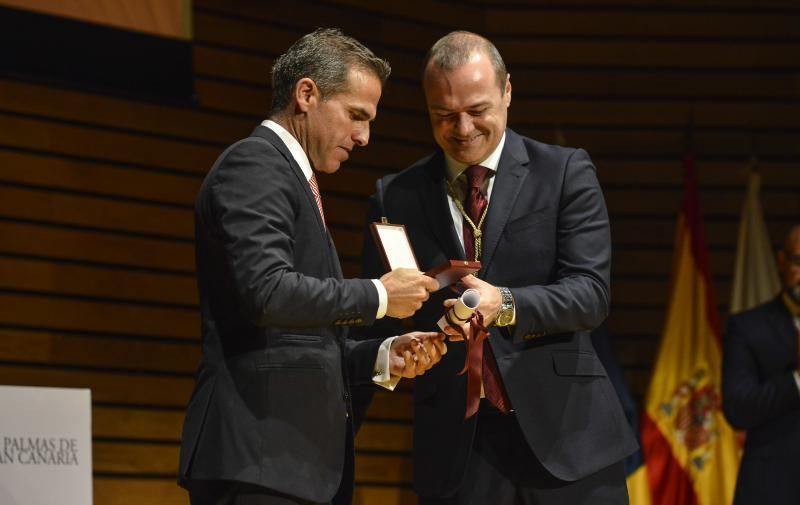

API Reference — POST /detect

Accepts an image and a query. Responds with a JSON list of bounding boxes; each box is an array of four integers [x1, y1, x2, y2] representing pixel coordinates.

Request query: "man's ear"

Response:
[[504, 73, 512, 108], [295, 78, 318, 113]]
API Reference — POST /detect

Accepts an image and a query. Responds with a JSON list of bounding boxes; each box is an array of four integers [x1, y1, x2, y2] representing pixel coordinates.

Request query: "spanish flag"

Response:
[[640, 153, 740, 505]]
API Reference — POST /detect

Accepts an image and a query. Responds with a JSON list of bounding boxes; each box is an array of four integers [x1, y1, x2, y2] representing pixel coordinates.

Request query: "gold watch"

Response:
[[495, 287, 514, 327]]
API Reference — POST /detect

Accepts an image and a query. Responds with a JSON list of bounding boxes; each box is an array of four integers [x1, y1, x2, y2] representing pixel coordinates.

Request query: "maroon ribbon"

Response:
[[452, 311, 489, 420]]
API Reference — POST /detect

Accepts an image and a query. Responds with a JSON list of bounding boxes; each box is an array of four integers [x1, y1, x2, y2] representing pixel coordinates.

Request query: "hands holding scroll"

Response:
[[382, 272, 500, 378]]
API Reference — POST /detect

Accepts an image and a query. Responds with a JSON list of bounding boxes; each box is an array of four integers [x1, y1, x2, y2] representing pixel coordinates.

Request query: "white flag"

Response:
[[730, 170, 780, 314]]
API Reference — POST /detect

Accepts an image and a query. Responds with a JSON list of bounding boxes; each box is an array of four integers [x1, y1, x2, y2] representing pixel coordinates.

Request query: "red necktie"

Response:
[[460, 165, 511, 415], [462, 165, 488, 261], [309, 174, 326, 227]]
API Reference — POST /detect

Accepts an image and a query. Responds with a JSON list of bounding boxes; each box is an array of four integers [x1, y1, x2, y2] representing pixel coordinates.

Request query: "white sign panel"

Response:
[[0, 385, 92, 505]]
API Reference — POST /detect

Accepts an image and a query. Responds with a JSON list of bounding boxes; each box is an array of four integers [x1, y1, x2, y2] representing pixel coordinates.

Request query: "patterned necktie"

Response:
[[461, 165, 511, 414], [308, 174, 326, 227]]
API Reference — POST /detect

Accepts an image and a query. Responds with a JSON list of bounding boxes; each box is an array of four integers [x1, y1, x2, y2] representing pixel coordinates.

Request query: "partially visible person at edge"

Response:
[[178, 28, 446, 505], [361, 31, 638, 504], [723, 224, 800, 505]]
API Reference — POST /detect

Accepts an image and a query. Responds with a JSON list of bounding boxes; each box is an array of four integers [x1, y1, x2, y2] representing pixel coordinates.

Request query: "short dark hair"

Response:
[[270, 28, 391, 114], [424, 31, 507, 92]]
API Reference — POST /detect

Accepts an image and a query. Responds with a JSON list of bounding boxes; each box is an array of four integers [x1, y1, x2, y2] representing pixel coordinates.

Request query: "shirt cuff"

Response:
[[373, 335, 401, 391], [794, 370, 800, 396], [372, 279, 387, 319]]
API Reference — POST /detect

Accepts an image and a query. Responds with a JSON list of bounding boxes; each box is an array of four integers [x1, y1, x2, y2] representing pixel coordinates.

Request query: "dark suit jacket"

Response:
[[362, 129, 638, 497], [722, 297, 800, 505], [179, 125, 383, 503]]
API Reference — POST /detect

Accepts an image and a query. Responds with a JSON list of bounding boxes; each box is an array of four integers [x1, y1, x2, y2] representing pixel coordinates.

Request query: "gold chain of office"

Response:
[[447, 182, 488, 261]]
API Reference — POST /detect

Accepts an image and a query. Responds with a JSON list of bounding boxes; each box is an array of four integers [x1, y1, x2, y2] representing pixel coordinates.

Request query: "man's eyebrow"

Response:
[[430, 101, 491, 112], [350, 106, 373, 120]]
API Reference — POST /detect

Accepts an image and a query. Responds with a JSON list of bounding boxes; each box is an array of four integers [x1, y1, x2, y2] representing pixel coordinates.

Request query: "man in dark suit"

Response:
[[723, 224, 800, 505], [362, 31, 637, 504], [178, 29, 445, 505]]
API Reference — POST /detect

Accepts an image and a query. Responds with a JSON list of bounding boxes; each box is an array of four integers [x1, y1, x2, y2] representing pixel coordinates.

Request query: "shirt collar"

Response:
[[261, 119, 313, 182], [444, 132, 506, 183]]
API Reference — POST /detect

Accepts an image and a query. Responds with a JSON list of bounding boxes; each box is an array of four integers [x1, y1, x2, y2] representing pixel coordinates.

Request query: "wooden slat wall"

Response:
[[0, 1, 798, 503]]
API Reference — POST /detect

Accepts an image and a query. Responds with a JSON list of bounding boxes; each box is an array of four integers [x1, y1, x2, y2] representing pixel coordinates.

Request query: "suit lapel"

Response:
[[764, 297, 797, 355], [250, 125, 328, 236], [480, 130, 530, 269], [422, 153, 464, 261], [250, 125, 338, 276]]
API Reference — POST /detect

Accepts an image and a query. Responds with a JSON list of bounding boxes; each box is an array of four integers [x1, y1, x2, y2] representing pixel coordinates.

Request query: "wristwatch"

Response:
[[495, 287, 515, 327]]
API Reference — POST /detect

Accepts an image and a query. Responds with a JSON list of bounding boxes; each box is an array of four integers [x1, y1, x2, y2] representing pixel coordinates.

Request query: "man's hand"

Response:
[[381, 268, 439, 319], [456, 275, 502, 326], [389, 331, 447, 378]]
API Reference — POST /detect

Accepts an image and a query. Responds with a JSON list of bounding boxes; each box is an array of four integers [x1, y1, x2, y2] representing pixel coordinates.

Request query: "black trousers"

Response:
[[187, 480, 329, 505], [420, 401, 629, 505]]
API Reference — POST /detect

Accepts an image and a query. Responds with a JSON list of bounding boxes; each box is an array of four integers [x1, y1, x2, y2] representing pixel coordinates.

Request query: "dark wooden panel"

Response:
[[473, 0, 800, 9], [517, 127, 800, 158], [355, 453, 413, 484], [607, 307, 666, 337], [197, 69, 800, 121], [606, 187, 800, 218], [0, 257, 197, 305], [94, 478, 188, 505], [0, 329, 199, 372], [499, 39, 800, 69], [0, 113, 221, 174], [196, 10, 800, 74], [94, 478, 416, 505], [0, 365, 194, 407], [352, 486, 417, 505], [611, 219, 789, 248], [613, 337, 660, 371], [510, 69, 800, 100], [192, 45, 271, 85], [612, 279, 733, 306], [196, 0, 474, 48], [0, 186, 194, 238], [317, 167, 384, 201], [94, 407, 184, 441], [0, 149, 201, 205], [0, 221, 194, 272], [94, 442, 179, 475], [93, 442, 411, 483], [193, 78, 269, 117], [93, 407, 412, 453], [355, 423, 413, 452], [365, 391, 413, 421], [512, 99, 800, 129], [612, 249, 736, 277], [317, 0, 482, 28], [330, 229, 365, 260], [486, 9, 800, 40], [598, 160, 800, 188], [0, 80, 248, 145], [0, 293, 198, 339]]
